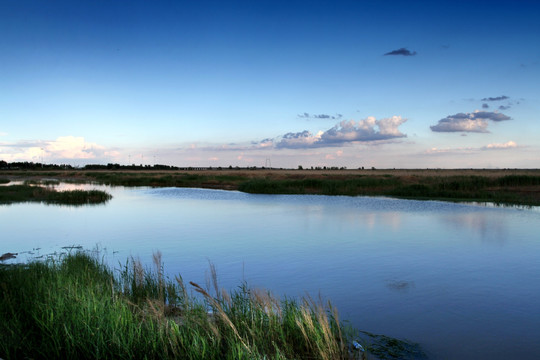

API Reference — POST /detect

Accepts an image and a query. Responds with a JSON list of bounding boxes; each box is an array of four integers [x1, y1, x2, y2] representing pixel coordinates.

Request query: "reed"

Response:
[[0, 251, 358, 359]]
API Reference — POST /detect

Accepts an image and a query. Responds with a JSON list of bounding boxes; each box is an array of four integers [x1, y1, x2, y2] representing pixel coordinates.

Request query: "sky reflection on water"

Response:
[[2, 186, 540, 359]]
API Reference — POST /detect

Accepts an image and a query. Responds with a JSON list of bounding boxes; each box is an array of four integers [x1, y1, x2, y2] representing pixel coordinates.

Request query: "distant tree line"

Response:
[[83, 163, 180, 170], [1, 160, 365, 171], [0, 161, 73, 170], [0, 161, 183, 171]]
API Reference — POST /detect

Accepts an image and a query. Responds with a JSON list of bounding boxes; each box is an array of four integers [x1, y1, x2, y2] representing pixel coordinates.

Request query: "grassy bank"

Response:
[[0, 251, 426, 360], [0, 183, 112, 205], [3, 168, 539, 206], [0, 252, 355, 359]]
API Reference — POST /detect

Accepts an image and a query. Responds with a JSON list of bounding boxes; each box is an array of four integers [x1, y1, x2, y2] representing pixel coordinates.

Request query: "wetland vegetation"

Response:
[[2, 165, 539, 206], [0, 182, 112, 205], [1, 251, 419, 360]]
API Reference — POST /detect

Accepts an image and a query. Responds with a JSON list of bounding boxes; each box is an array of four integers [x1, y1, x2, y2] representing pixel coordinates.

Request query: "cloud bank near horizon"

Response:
[[0, 136, 118, 163], [423, 141, 519, 155], [0, 116, 407, 163]]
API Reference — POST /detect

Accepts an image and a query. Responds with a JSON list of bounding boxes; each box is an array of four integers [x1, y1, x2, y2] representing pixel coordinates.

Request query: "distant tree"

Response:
[[298, 165, 303, 170]]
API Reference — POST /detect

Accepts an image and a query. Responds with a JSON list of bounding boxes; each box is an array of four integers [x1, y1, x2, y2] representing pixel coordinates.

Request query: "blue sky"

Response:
[[1, 0, 539, 168]]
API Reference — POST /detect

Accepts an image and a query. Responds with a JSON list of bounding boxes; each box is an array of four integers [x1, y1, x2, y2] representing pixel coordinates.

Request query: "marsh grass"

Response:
[[238, 175, 540, 206], [84, 172, 210, 188], [238, 176, 400, 196], [0, 184, 112, 205], [4, 169, 538, 205], [0, 251, 357, 359]]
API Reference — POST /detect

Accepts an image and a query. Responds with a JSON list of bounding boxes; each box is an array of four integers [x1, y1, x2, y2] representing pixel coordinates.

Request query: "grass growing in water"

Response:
[[0, 251, 360, 360], [0, 184, 112, 205]]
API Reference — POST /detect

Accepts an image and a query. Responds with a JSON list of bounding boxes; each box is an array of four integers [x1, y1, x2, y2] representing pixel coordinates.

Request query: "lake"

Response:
[[2, 184, 540, 359]]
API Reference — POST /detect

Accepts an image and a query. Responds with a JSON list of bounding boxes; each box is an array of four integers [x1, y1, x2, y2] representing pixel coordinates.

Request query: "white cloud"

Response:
[[46, 136, 105, 159], [482, 141, 517, 150], [275, 116, 407, 149], [275, 130, 324, 149], [0, 136, 112, 163], [431, 111, 511, 133]]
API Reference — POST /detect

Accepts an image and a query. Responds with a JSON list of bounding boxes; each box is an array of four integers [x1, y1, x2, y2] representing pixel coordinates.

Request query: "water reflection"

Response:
[[440, 213, 508, 245]]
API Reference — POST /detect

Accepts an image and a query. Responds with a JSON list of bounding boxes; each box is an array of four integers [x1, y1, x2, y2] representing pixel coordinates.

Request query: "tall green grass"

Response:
[[0, 252, 359, 359]]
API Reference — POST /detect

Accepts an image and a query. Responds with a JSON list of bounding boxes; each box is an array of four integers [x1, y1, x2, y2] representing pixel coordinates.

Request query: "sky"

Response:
[[1, 0, 540, 169]]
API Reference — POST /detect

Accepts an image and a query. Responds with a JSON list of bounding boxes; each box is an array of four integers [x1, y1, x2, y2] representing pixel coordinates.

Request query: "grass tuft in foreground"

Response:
[[0, 251, 362, 359]]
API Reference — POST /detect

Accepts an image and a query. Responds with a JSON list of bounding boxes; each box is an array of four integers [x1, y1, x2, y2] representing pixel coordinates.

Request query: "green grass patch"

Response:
[[0, 251, 366, 359], [0, 185, 112, 205]]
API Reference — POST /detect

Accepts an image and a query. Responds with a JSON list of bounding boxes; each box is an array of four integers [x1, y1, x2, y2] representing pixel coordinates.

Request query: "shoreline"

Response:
[[2, 168, 540, 206]]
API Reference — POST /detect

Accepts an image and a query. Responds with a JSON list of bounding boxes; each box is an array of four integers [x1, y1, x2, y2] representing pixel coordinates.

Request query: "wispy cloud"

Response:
[[424, 141, 518, 155], [479, 95, 516, 110], [298, 113, 343, 120], [384, 48, 417, 56], [481, 95, 509, 102], [482, 141, 517, 150], [423, 146, 476, 155], [430, 111, 511, 133]]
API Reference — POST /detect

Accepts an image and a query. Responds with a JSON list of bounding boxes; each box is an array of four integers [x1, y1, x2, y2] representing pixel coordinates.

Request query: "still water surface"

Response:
[[2, 184, 540, 359]]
